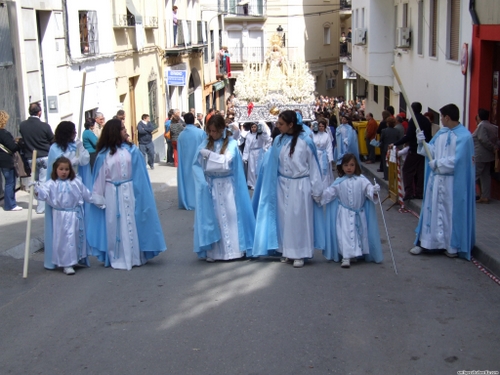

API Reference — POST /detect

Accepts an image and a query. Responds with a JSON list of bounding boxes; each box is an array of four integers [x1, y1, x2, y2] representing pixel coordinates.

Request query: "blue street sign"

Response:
[[167, 70, 187, 86]]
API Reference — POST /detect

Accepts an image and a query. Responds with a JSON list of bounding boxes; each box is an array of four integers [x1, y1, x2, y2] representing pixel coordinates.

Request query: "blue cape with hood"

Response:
[[192, 136, 255, 258], [414, 124, 475, 259], [43, 143, 92, 269], [86, 144, 166, 266], [177, 125, 207, 210], [323, 175, 383, 263], [251, 131, 325, 257], [334, 124, 360, 164]]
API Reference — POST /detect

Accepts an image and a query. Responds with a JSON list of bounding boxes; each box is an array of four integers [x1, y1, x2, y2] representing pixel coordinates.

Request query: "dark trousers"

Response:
[[166, 139, 174, 163], [365, 138, 375, 162], [139, 142, 155, 168], [402, 152, 425, 198]]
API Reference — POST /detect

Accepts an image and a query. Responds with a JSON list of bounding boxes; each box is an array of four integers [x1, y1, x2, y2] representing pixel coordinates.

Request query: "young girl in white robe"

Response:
[[321, 153, 383, 268], [35, 157, 93, 275], [311, 119, 334, 190], [242, 122, 270, 189]]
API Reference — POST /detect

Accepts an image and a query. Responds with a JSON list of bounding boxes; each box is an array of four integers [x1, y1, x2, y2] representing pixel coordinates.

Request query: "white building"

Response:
[[348, 0, 472, 126]]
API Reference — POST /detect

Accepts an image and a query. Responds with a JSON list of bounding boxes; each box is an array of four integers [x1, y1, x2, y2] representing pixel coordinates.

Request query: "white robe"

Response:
[[417, 131, 457, 253], [242, 132, 270, 189], [311, 131, 334, 189], [201, 141, 245, 260], [36, 178, 92, 267], [92, 148, 145, 270], [277, 137, 323, 259], [321, 175, 378, 259]]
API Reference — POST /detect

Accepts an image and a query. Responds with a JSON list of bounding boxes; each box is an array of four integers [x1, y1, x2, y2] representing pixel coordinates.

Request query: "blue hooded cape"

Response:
[[414, 124, 475, 259], [251, 132, 325, 257], [86, 144, 166, 266], [44, 143, 92, 269], [177, 125, 207, 210], [334, 124, 360, 164], [323, 175, 383, 263], [192, 137, 255, 258]]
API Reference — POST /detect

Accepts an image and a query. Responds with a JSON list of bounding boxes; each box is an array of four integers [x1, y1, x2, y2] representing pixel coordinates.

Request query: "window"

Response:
[[417, 0, 423, 55], [373, 85, 378, 104], [323, 26, 331, 45], [429, 0, 438, 57], [448, 0, 460, 61], [148, 79, 159, 131], [79, 11, 98, 56], [399, 93, 407, 114], [361, 8, 365, 28], [402, 3, 408, 28], [210, 30, 214, 61], [384, 86, 390, 110], [355, 9, 359, 29]]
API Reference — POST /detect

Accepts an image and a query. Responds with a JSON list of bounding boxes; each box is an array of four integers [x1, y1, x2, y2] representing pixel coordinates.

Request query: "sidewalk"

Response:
[[0, 162, 176, 259], [360, 160, 500, 278]]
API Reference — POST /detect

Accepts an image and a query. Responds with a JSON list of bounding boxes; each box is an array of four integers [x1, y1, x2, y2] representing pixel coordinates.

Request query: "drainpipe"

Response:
[[469, 0, 479, 25]]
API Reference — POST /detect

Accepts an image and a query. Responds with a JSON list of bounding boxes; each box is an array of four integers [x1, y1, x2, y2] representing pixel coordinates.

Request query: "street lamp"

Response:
[[276, 25, 285, 47]]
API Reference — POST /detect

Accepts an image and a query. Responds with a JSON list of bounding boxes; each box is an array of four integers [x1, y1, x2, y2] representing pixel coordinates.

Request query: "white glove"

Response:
[[372, 183, 380, 194], [200, 149, 211, 159], [95, 204, 106, 210], [343, 138, 349, 146], [429, 160, 438, 171], [313, 195, 322, 204], [28, 181, 38, 187], [70, 157, 79, 167], [397, 146, 409, 157], [243, 159, 248, 163], [416, 130, 426, 145]]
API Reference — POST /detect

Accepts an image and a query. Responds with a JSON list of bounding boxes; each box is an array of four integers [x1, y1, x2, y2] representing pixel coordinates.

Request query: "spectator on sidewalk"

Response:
[[364, 112, 378, 164], [380, 117, 401, 181], [93, 112, 105, 138], [19, 102, 54, 214], [170, 109, 185, 167], [473, 108, 498, 203], [165, 109, 174, 164], [0, 110, 22, 211], [137, 114, 156, 170], [177, 113, 206, 210], [391, 102, 432, 201], [82, 119, 98, 168], [410, 103, 475, 260]]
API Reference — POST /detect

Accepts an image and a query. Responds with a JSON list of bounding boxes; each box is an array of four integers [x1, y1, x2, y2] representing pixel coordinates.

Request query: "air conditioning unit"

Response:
[[326, 78, 336, 90], [354, 28, 367, 45], [396, 27, 411, 48]]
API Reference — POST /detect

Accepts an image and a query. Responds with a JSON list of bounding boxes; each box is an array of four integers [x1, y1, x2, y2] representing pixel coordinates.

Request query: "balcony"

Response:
[[219, 0, 266, 19], [165, 20, 208, 56], [340, 0, 351, 10], [340, 41, 351, 63], [228, 46, 299, 64]]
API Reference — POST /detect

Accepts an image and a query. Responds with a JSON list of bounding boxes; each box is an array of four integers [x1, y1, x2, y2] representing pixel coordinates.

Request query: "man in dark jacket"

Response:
[[137, 114, 156, 170], [391, 102, 432, 200], [19, 102, 53, 213]]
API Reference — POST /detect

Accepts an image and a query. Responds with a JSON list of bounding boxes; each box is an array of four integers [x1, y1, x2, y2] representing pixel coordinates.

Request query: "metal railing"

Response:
[[177, 20, 191, 46], [218, 0, 266, 17], [228, 46, 298, 63]]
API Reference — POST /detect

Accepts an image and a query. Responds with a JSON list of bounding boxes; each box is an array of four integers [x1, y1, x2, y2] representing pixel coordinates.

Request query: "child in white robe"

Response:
[[242, 122, 270, 189], [321, 153, 383, 268], [35, 157, 93, 275], [311, 119, 334, 190]]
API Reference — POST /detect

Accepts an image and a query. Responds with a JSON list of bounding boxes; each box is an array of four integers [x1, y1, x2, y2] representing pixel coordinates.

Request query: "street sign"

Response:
[[167, 70, 187, 86]]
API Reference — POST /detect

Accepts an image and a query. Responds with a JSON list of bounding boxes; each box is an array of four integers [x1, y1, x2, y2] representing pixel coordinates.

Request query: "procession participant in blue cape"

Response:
[[177, 112, 207, 210], [44, 121, 92, 270], [87, 119, 166, 270], [35, 157, 93, 275], [242, 121, 271, 190], [333, 115, 360, 166], [321, 153, 383, 268], [192, 114, 255, 262], [410, 104, 475, 260], [251, 110, 324, 268], [311, 119, 334, 190]]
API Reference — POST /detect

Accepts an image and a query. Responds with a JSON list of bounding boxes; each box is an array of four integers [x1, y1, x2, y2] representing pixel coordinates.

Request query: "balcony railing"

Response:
[[177, 20, 191, 47], [228, 46, 299, 63], [218, 0, 266, 17], [340, 0, 351, 10]]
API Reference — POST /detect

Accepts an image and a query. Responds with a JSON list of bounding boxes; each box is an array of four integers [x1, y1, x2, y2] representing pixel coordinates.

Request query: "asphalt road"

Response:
[[1, 183, 499, 375]]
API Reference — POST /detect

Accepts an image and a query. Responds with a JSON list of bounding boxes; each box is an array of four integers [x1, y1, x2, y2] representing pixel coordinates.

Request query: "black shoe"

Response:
[[414, 195, 423, 199], [377, 168, 382, 172], [403, 195, 414, 201]]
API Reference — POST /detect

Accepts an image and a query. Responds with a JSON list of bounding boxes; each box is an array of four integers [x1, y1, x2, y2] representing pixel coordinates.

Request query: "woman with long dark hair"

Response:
[[87, 119, 166, 270], [192, 114, 255, 262], [44, 121, 91, 270], [252, 110, 324, 268]]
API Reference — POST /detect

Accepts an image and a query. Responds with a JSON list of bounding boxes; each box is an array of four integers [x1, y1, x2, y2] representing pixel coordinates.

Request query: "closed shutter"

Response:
[[449, 0, 460, 61], [430, 0, 438, 57]]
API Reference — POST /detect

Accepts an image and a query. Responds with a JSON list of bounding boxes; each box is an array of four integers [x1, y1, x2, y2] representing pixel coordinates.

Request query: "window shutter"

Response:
[[430, 0, 438, 57], [449, 0, 460, 61]]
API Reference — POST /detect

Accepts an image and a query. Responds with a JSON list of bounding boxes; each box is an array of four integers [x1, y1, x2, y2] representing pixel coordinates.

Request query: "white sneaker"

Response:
[[341, 258, 350, 268], [293, 259, 304, 268], [409, 246, 423, 255], [10, 206, 23, 211], [206, 257, 215, 263], [280, 257, 289, 263], [63, 267, 75, 275]]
